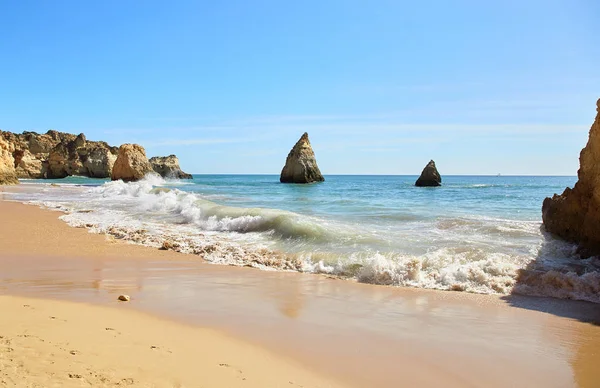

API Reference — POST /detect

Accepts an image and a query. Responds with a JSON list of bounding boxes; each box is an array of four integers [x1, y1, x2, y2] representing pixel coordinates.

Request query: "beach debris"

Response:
[[543, 98, 600, 257], [415, 160, 442, 187], [111, 143, 156, 182], [159, 240, 179, 251], [280, 132, 325, 184], [117, 294, 131, 302]]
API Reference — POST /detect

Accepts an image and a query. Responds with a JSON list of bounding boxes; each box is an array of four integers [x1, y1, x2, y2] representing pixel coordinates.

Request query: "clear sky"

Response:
[[1, 1, 599, 175]]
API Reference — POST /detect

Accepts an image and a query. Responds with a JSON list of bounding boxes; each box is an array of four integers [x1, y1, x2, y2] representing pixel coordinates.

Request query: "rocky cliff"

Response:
[[280, 132, 324, 184], [0, 130, 118, 179], [149, 155, 192, 179], [542, 98, 600, 257], [111, 144, 156, 182], [415, 160, 442, 187], [0, 137, 18, 185]]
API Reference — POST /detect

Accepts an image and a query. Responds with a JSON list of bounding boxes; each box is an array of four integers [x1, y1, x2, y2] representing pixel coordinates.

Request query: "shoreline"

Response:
[[2, 193, 600, 387]]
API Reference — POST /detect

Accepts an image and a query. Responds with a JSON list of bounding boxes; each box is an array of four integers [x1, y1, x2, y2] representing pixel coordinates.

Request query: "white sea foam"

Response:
[[10, 176, 600, 303]]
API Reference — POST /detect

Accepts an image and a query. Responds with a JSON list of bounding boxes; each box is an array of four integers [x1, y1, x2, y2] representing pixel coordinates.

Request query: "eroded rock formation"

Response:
[[542, 98, 600, 257], [111, 144, 156, 182], [0, 137, 18, 185], [0, 130, 118, 179], [415, 160, 442, 187], [149, 155, 192, 179], [280, 132, 324, 184]]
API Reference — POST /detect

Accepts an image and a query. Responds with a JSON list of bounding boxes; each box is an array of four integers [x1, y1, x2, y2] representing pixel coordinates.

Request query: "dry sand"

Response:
[[0, 295, 343, 388], [2, 191, 600, 387]]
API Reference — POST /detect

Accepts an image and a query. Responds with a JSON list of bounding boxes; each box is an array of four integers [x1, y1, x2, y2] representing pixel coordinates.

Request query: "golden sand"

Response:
[[0, 295, 344, 388]]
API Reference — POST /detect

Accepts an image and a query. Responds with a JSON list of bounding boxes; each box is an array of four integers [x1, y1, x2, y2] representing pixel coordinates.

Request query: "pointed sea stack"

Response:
[[415, 160, 441, 187], [280, 132, 324, 184], [542, 98, 600, 257]]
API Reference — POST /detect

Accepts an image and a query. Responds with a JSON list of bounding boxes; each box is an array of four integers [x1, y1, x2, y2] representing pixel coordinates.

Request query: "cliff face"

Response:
[[542, 99, 600, 257], [0, 137, 18, 185], [415, 160, 442, 187], [280, 132, 324, 184], [111, 144, 156, 182], [0, 130, 118, 179], [149, 155, 192, 179]]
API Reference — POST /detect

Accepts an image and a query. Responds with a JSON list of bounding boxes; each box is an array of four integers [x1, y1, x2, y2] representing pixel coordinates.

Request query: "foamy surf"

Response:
[[7, 174, 600, 303]]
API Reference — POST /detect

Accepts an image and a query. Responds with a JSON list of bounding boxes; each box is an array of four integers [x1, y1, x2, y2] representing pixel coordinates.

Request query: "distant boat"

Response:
[[497, 173, 501, 177]]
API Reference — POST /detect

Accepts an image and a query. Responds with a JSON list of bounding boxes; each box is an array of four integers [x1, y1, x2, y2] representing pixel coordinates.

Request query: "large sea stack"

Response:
[[0, 137, 18, 185], [149, 155, 192, 179], [280, 132, 324, 184], [111, 144, 156, 182], [415, 160, 442, 187], [542, 98, 600, 257]]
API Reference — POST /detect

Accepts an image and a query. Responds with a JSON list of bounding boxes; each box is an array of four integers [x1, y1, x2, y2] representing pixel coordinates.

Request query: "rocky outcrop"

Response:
[[149, 155, 192, 179], [415, 160, 442, 187], [0, 137, 18, 185], [47, 133, 119, 179], [13, 149, 43, 179], [0, 130, 118, 179], [542, 99, 600, 257], [280, 132, 324, 184], [111, 144, 156, 182]]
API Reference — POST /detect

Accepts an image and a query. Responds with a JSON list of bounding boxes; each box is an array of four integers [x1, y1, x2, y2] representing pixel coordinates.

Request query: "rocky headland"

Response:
[[0, 130, 191, 184], [542, 98, 600, 257], [0, 130, 118, 180], [280, 132, 324, 184], [150, 155, 192, 179], [415, 160, 442, 187]]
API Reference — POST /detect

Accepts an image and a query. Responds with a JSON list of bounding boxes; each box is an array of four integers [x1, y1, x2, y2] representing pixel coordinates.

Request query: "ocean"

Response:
[[8, 174, 600, 302]]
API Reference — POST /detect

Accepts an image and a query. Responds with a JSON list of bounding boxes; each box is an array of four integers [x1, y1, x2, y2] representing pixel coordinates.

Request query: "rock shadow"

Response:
[[502, 226, 600, 325]]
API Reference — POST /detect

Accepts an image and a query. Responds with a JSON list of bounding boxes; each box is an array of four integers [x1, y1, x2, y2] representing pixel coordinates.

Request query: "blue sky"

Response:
[[1, 1, 598, 175]]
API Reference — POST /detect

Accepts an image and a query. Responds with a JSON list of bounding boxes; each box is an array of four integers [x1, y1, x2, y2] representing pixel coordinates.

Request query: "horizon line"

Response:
[[183, 173, 577, 177]]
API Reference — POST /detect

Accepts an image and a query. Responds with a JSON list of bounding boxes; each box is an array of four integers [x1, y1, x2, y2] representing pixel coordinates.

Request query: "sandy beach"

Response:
[[1, 193, 600, 387], [0, 295, 345, 388]]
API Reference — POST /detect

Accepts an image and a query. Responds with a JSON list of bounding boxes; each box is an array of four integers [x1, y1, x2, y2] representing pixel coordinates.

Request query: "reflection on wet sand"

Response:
[[1, 253, 599, 387], [571, 324, 600, 388]]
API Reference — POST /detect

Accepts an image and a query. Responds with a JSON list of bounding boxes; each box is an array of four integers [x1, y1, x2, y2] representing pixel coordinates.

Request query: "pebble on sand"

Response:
[[117, 295, 130, 302]]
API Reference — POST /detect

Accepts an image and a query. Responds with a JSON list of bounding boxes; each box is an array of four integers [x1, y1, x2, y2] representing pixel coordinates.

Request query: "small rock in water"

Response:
[[415, 160, 442, 187], [117, 295, 130, 302]]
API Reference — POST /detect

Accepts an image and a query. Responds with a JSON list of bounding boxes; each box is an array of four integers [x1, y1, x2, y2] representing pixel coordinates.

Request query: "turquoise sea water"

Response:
[[11, 174, 600, 302]]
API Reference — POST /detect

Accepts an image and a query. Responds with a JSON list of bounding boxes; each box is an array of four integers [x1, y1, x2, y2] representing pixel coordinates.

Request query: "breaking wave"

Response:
[[90, 176, 337, 241], [14, 175, 600, 304]]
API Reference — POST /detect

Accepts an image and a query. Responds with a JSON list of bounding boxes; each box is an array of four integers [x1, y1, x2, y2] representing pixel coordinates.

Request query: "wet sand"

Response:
[[1, 195, 600, 387]]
